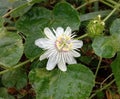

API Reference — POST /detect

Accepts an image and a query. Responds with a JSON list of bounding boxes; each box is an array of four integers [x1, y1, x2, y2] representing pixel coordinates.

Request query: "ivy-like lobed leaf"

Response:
[[92, 36, 116, 58], [29, 64, 95, 99], [111, 52, 120, 94], [110, 19, 120, 94], [51, 2, 80, 30], [0, 0, 14, 16], [0, 0, 31, 17], [110, 18, 120, 35], [0, 29, 23, 67], [16, 2, 80, 37], [2, 68, 27, 90], [24, 32, 43, 58], [110, 18, 120, 51], [16, 7, 51, 37]]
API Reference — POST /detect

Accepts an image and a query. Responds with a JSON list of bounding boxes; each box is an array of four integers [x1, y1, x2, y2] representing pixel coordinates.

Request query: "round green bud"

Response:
[[87, 15, 105, 38]]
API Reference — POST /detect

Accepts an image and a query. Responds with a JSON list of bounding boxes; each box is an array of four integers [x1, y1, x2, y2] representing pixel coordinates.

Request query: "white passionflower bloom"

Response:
[[35, 27, 83, 72]]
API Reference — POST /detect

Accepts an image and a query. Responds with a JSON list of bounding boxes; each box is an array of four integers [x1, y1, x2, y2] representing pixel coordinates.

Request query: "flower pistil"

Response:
[[56, 34, 73, 52]]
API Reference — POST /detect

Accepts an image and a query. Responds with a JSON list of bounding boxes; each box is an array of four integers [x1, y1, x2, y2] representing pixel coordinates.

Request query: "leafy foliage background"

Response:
[[0, 0, 120, 99]]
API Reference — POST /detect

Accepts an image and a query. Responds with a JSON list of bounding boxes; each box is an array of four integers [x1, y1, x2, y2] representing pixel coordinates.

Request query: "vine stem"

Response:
[[0, 60, 30, 75], [0, 64, 9, 69], [103, 7, 117, 22], [76, 33, 88, 40], [106, 0, 118, 5], [0, 55, 39, 75], [100, 73, 113, 88], [89, 79, 115, 99], [2, 0, 40, 18], [100, 0, 114, 8], [76, 0, 99, 10], [2, 3, 29, 18], [95, 57, 102, 78], [100, 0, 120, 11]]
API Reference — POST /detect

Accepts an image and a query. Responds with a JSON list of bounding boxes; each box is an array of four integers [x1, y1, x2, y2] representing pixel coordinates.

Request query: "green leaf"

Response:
[[16, 7, 51, 37], [0, 87, 14, 99], [0, 17, 4, 28], [0, 0, 14, 16], [11, 0, 32, 17], [24, 31, 43, 59], [11, 0, 45, 17], [110, 18, 120, 35], [110, 19, 120, 51], [0, 0, 30, 16], [29, 64, 95, 99], [52, 2, 80, 30], [111, 34, 120, 51], [30, 59, 47, 69], [92, 36, 116, 58], [0, 29, 23, 66], [0, 0, 44, 17], [16, 2, 80, 37], [80, 10, 111, 22], [111, 52, 120, 94], [2, 68, 27, 90]]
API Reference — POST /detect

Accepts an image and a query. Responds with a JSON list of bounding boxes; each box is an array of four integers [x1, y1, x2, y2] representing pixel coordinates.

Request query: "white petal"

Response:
[[70, 50, 81, 57], [44, 27, 56, 40], [57, 53, 67, 72], [40, 53, 47, 61], [65, 52, 77, 64], [64, 52, 77, 64], [55, 27, 64, 36], [40, 48, 58, 60], [64, 26, 71, 36], [72, 40, 83, 49], [35, 38, 54, 49], [46, 56, 57, 70], [40, 50, 51, 60], [46, 49, 60, 71], [58, 60, 67, 72]]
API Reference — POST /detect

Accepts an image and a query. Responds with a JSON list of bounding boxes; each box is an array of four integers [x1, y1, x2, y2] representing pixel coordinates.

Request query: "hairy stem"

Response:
[[95, 57, 102, 78], [100, 0, 114, 8], [100, 73, 113, 88], [76, 33, 88, 40], [103, 7, 117, 22], [0, 55, 39, 75], [76, 0, 99, 10], [2, 3, 29, 18], [106, 0, 118, 5], [89, 79, 115, 99], [2, 0, 42, 18]]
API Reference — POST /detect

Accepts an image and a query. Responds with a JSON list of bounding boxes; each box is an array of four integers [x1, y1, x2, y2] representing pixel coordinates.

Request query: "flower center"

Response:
[[56, 34, 73, 51]]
